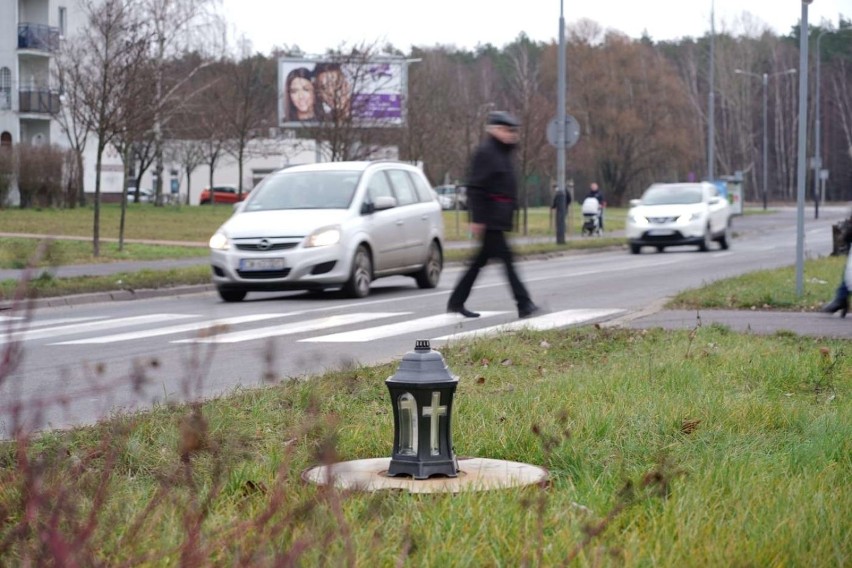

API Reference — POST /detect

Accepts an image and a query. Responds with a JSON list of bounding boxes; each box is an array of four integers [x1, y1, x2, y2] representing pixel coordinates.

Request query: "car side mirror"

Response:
[[373, 196, 397, 211], [629, 199, 640, 207], [708, 197, 720, 205]]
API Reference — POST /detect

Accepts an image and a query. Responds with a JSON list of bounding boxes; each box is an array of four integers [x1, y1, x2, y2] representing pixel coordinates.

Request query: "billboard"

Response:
[[278, 58, 405, 128]]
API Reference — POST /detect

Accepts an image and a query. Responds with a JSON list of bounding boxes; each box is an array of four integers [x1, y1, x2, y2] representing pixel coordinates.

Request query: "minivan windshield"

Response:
[[641, 185, 703, 205], [244, 171, 359, 211]]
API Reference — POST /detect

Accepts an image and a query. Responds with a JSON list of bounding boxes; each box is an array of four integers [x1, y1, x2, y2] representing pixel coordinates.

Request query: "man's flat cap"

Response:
[[486, 111, 520, 127]]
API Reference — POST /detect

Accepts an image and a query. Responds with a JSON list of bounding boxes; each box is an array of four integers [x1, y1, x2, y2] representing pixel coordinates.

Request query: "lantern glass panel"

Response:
[[424, 391, 447, 456], [398, 393, 418, 455]]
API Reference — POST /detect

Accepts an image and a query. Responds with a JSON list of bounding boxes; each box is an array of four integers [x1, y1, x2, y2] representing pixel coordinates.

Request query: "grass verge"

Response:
[[0, 237, 208, 269], [667, 255, 845, 312], [1, 326, 848, 564]]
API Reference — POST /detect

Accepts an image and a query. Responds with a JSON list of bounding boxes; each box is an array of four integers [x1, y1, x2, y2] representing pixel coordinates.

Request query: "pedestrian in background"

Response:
[[550, 180, 573, 229], [447, 111, 540, 319], [585, 182, 607, 230]]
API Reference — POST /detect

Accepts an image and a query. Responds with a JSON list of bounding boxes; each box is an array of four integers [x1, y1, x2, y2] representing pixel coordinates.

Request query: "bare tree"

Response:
[[166, 139, 206, 204], [139, 0, 220, 206], [61, 0, 151, 256], [504, 34, 552, 232], [216, 48, 277, 196]]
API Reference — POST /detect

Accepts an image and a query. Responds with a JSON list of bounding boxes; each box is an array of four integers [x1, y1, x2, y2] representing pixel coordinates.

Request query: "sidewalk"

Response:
[[606, 302, 852, 340]]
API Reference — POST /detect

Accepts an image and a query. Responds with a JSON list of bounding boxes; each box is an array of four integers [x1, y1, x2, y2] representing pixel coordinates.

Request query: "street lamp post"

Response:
[[796, 1, 812, 297], [814, 30, 826, 219], [734, 68, 796, 211]]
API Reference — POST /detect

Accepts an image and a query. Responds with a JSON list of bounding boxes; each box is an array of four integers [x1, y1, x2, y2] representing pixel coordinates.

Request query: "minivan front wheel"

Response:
[[414, 241, 443, 289], [343, 245, 372, 298]]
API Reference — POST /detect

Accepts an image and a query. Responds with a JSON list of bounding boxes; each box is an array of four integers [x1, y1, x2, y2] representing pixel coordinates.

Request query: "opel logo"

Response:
[[257, 239, 272, 251]]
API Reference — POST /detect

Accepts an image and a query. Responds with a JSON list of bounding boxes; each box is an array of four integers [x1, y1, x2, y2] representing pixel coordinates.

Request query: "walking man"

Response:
[[447, 111, 539, 319]]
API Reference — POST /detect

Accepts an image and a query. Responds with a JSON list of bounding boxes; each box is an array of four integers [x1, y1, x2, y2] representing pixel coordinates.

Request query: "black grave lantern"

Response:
[[385, 339, 459, 479]]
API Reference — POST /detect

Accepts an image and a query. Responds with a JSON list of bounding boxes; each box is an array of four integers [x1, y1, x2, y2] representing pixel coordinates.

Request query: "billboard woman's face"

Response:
[[289, 77, 315, 116]]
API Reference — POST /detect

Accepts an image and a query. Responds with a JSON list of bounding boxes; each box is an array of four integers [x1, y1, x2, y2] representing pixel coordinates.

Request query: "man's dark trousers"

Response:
[[448, 229, 532, 309]]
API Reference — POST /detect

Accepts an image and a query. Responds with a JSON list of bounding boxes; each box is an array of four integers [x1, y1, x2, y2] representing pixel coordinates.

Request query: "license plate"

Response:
[[240, 258, 285, 271], [647, 229, 675, 236]]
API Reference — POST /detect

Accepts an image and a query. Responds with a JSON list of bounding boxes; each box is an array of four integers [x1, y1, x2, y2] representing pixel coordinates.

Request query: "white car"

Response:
[[433, 185, 466, 210], [208, 161, 445, 302], [626, 182, 732, 254]]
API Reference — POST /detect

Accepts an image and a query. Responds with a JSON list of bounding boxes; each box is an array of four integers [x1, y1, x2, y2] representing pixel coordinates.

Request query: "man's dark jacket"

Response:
[[466, 135, 518, 231]]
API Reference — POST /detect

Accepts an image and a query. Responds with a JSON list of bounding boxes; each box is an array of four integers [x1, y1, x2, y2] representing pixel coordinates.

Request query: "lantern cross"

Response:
[[422, 391, 447, 456]]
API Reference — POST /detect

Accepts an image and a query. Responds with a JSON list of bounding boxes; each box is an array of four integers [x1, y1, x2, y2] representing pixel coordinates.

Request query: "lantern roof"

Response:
[[386, 340, 457, 386]]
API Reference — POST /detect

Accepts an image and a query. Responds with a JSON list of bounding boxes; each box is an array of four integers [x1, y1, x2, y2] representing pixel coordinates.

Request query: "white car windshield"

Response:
[[244, 171, 359, 211], [642, 186, 703, 205]]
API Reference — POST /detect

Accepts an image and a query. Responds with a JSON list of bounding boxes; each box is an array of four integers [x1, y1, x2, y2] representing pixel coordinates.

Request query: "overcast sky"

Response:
[[219, 0, 850, 55]]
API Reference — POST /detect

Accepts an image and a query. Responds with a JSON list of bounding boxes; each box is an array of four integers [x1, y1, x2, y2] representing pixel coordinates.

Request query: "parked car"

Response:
[[199, 185, 248, 205], [433, 184, 467, 210], [126, 187, 153, 203], [625, 182, 731, 254], [208, 161, 445, 301]]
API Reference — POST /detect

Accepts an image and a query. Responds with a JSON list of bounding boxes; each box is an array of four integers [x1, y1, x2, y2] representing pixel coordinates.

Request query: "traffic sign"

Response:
[[546, 115, 581, 148]]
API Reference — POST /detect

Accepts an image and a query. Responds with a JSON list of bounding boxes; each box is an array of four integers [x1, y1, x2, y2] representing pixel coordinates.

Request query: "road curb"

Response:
[[601, 297, 670, 328], [4, 284, 216, 311]]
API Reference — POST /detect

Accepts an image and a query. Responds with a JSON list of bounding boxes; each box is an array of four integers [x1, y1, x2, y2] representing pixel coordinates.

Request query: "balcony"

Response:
[[18, 88, 60, 114], [18, 23, 60, 52]]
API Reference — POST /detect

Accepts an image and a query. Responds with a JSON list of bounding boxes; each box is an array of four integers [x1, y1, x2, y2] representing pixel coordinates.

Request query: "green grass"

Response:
[[668, 255, 845, 312], [443, 206, 628, 240], [0, 237, 208, 269], [1, 327, 848, 565], [0, 203, 232, 242]]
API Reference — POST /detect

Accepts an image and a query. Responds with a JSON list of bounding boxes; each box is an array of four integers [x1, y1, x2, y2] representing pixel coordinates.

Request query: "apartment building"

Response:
[[0, 0, 82, 148]]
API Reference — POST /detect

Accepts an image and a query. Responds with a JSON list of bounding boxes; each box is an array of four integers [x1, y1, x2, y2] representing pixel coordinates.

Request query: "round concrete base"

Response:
[[302, 456, 548, 494]]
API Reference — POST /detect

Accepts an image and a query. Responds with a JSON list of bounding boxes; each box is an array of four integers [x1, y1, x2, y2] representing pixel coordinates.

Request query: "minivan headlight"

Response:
[[209, 232, 230, 250], [305, 226, 341, 248]]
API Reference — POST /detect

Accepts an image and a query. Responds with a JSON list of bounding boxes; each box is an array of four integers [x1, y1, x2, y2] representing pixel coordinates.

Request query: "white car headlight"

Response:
[[305, 226, 341, 248], [209, 232, 230, 250]]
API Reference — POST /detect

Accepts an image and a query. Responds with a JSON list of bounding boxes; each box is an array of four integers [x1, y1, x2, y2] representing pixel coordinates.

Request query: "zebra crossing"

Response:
[[0, 308, 626, 347]]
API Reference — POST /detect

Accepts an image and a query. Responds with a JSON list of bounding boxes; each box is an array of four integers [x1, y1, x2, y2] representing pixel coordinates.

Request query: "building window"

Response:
[[1, 132, 12, 148], [0, 68, 11, 110], [58, 7, 67, 37]]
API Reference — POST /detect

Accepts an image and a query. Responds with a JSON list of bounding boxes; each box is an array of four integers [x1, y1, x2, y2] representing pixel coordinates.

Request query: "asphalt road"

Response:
[[1, 206, 849, 437]]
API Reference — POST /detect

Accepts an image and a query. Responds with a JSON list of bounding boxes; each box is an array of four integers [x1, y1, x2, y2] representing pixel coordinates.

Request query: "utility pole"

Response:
[[796, 1, 812, 297], [707, 0, 716, 182], [555, 0, 567, 244]]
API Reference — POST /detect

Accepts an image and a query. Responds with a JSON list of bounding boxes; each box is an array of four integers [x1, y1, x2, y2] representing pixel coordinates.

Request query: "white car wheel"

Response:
[[415, 242, 443, 289], [718, 222, 731, 250], [343, 246, 372, 298]]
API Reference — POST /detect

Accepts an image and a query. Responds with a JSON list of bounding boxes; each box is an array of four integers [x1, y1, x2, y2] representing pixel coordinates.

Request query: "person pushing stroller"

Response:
[[581, 182, 605, 236]]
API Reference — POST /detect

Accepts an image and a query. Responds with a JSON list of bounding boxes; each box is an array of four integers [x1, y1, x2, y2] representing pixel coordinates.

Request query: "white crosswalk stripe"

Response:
[[0, 314, 196, 344], [300, 311, 508, 343], [173, 312, 409, 344], [52, 313, 299, 345], [1, 316, 105, 329], [433, 309, 626, 342], [11, 308, 627, 347]]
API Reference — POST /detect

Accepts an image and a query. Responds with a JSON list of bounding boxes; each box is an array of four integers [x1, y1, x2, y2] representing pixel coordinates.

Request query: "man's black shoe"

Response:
[[448, 305, 480, 318], [518, 303, 541, 319]]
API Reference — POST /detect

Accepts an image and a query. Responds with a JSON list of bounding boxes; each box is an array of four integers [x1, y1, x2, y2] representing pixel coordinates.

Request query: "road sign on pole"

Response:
[[547, 115, 580, 149]]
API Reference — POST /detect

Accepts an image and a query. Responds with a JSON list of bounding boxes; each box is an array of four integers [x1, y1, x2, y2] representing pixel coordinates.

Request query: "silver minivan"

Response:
[[208, 161, 445, 301]]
